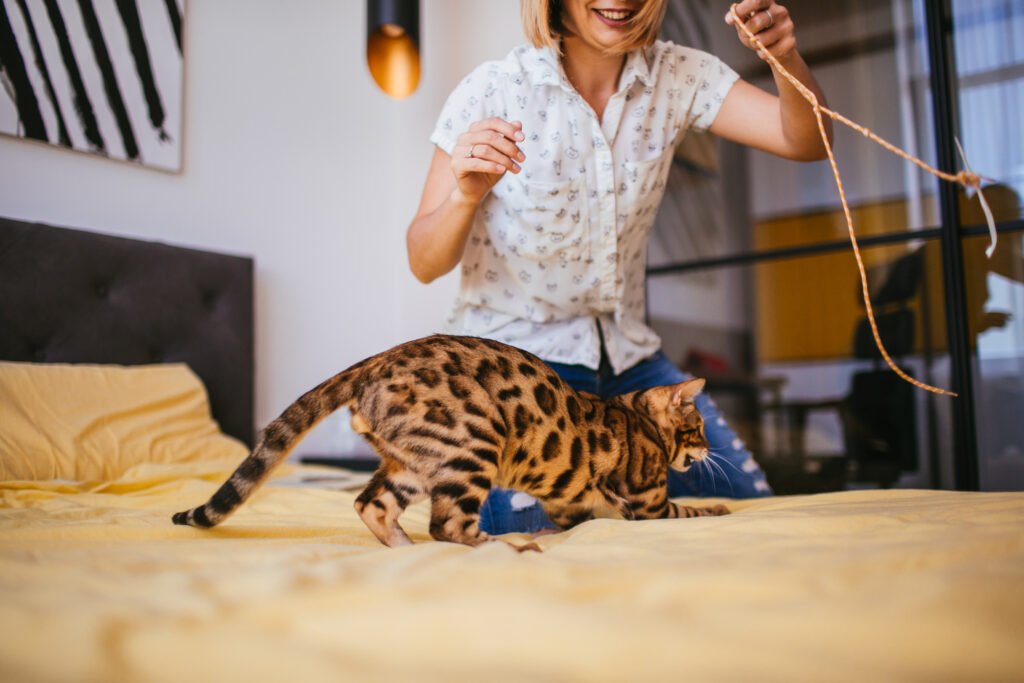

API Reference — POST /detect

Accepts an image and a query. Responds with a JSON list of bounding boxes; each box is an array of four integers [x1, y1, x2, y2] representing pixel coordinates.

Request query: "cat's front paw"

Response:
[[675, 503, 731, 518]]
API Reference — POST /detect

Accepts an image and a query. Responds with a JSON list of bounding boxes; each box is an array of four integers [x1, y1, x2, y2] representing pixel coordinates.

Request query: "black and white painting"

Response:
[[0, 0, 184, 172]]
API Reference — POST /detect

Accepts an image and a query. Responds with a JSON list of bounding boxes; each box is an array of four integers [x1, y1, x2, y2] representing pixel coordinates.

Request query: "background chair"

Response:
[[766, 248, 924, 493]]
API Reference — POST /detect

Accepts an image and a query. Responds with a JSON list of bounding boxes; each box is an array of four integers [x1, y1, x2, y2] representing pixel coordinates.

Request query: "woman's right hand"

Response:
[[451, 118, 527, 205]]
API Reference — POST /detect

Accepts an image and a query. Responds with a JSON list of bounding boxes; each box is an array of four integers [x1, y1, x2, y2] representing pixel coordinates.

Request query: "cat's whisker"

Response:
[[698, 458, 718, 495], [703, 452, 735, 497], [706, 451, 733, 477], [694, 455, 709, 489], [708, 448, 745, 474], [704, 457, 726, 493], [693, 457, 720, 496]]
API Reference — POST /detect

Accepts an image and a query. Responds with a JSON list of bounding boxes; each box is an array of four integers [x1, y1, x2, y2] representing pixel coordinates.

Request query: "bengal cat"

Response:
[[173, 335, 729, 550]]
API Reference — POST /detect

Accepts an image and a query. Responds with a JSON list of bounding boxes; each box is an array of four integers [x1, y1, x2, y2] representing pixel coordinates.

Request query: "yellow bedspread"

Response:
[[2, 460, 1022, 682]]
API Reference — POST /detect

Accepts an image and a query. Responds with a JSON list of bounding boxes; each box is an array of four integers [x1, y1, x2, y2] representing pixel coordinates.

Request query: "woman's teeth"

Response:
[[594, 9, 634, 21]]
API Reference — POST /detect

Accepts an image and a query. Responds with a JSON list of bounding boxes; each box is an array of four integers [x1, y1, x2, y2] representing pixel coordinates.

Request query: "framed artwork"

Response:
[[0, 0, 185, 172]]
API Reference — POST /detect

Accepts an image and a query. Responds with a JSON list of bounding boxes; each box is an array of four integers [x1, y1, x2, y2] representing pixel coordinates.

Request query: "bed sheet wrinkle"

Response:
[[0, 462, 1022, 682]]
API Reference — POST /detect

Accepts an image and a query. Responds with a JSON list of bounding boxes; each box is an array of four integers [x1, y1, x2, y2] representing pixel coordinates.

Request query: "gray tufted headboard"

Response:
[[0, 217, 255, 446]]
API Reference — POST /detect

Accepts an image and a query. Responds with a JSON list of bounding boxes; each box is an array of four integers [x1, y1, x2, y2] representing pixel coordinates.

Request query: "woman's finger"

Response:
[[749, 21, 787, 50], [459, 129, 526, 165], [726, 2, 787, 32], [450, 118, 527, 195], [739, 6, 777, 35], [458, 155, 511, 177], [468, 141, 524, 174], [458, 141, 521, 174], [748, 15, 796, 59], [731, 0, 771, 21], [726, 0, 763, 25], [726, 3, 796, 60], [469, 117, 525, 143]]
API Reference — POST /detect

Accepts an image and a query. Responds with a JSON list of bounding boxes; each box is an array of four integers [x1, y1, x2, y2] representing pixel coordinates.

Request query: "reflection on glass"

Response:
[[648, 0, 950, 270], [645, 0, 1022, 494], [737, 0, 940, 237], [964, 227, 1024, 490], [754, 241, 958, 494], [948, 0, 1024, 207], [947, 0, 1024, 491], [649, 241, 958, 495], [958, 187, 1024, 341]]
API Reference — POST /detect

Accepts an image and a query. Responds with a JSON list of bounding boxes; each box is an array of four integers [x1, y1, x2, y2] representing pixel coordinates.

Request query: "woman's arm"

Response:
[[710, 1, 832, 162], [407, 119, 526, 283], [406, 148, 481, 284]]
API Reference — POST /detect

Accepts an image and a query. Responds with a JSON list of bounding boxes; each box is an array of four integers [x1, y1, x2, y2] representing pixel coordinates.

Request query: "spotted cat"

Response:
[[173, 335, 728, 550]]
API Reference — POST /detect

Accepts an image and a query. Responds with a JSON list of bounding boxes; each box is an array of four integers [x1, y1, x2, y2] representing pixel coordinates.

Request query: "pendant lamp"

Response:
[[366, 0, 421, 99]]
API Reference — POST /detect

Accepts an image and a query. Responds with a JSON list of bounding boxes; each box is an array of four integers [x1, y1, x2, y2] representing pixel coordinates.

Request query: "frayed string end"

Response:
[[954, 137, 998, 259]]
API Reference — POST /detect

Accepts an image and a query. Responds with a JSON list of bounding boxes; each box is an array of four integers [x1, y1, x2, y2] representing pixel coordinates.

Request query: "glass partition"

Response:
[[649, 239, 956, 495], [648, 0, 1021, 492], [950, 0, 1024, 490]]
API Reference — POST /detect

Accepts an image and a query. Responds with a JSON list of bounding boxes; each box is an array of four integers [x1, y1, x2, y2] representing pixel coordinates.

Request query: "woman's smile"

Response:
[[592, 7, 637, 27], [562, 1, 641, 53]]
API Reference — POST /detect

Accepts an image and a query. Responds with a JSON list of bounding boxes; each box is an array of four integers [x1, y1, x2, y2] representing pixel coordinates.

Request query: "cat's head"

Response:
[[636, 378, 709, 472]]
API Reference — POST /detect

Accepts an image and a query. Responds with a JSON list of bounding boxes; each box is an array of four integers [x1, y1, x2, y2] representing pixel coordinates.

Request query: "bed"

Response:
[[1, 218, 1022, 682]]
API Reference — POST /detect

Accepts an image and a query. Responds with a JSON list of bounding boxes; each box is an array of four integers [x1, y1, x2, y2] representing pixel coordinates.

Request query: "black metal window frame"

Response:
[[645, 0, 1020, 491]]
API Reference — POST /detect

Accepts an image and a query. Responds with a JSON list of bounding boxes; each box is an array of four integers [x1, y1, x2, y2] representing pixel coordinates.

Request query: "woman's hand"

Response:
[[710, 1, 830, 161], [725, 1, 796, 63], [452, 118, 527, 205], [406, 119, 527, 283]]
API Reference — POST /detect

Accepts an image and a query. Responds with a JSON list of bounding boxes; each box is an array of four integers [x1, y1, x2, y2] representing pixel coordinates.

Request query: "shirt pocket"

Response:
[[505, 177, 588, 263]]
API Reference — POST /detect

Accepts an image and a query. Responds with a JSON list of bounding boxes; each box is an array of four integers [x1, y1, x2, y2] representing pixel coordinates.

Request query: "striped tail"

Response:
[[172, 370, 357, 528]]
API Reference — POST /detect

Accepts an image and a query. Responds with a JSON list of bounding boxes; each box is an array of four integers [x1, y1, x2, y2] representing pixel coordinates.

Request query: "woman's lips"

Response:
[[592, 8, 636, 27]]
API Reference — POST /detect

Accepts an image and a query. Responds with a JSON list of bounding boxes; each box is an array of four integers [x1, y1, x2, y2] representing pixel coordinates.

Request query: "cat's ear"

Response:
[[671, 378, 705, 406]]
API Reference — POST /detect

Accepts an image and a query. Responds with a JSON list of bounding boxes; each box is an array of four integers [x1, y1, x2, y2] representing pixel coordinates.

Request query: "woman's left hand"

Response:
[[725, 1, 796, 62]]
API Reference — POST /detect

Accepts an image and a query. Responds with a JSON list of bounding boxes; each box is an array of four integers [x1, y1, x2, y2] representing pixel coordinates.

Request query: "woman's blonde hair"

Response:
[[521, 0, 667, 55]]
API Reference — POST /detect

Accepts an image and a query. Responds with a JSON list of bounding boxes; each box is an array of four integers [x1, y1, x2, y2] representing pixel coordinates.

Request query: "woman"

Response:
[[407, 0, 831, 533]]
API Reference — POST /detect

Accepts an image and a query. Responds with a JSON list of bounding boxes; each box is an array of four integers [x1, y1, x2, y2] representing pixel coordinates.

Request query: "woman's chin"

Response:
[[573, 33, 632, 55]]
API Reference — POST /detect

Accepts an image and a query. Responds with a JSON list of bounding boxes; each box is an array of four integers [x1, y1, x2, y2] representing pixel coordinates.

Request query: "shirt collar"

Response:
[[619, 46, 654, 88], [524, 44, 654, 92]]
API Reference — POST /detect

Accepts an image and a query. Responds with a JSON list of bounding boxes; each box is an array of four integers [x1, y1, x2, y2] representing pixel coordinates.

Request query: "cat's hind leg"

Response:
[[428, 474, 541, 553], [354, 461, 425, 547], [428, 479, 492, 547]]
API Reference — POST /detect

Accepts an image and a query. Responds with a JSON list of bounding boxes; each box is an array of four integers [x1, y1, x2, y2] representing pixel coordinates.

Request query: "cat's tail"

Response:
[[172, 368, 360, 529]]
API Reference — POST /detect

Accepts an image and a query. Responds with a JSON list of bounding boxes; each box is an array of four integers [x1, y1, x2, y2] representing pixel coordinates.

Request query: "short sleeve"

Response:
[[429, 61, 506, 155], [674, 47, 740, 132]]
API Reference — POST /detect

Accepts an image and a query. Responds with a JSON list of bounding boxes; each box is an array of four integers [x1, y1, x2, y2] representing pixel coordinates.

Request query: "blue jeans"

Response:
[[479, 351, 773, 534]]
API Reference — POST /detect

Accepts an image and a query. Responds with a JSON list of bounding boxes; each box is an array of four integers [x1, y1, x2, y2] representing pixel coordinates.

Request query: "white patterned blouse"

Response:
[[430, 41, 739, 373]]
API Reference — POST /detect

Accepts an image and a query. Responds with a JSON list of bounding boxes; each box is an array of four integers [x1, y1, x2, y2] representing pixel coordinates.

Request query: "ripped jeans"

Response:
[[478, 351, 773, 534]]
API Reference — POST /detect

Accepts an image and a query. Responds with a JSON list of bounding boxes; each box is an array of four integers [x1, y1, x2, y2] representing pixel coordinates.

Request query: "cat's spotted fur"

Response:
[[173, 335, 728, 550]]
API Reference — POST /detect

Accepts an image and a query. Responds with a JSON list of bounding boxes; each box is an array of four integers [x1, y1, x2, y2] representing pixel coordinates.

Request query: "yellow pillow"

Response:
[[0, 362, 248, 481]]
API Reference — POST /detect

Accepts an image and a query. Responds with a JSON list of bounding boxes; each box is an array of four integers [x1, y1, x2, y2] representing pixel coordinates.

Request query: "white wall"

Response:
[[0, 0, 524, 453]]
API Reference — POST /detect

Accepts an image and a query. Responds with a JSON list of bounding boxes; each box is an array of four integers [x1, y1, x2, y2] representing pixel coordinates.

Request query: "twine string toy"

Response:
[[729, 3, 999, 398]]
